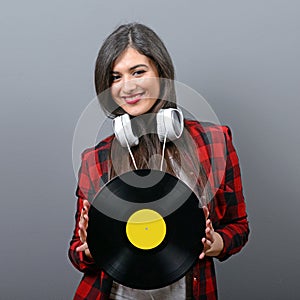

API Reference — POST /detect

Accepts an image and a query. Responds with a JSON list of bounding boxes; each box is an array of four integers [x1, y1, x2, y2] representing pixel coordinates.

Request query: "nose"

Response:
[[122, 78, 137, 94]]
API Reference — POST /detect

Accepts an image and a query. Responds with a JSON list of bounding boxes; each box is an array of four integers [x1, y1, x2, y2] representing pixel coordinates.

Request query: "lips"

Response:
[[122, 92, 144, 104]]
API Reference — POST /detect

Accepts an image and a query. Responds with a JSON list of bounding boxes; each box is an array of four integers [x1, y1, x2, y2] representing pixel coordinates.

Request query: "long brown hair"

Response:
[[94, 23, 209, 204]]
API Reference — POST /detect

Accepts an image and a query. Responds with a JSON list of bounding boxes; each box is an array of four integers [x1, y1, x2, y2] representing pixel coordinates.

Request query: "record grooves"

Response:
[[87, 169, 206, 290]]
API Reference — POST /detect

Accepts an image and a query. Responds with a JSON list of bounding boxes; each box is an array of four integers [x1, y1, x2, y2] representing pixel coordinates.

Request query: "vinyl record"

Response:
[[87, 169, 206, 290]]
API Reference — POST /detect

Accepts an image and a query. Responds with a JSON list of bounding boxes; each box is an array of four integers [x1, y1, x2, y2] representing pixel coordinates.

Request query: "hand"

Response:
[[199, 206, 224, 259], [76, 199, 93, 259]]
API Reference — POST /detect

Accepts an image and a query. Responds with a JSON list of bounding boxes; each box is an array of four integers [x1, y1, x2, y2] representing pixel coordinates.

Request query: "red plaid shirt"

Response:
[[68, 120, 249, 300]]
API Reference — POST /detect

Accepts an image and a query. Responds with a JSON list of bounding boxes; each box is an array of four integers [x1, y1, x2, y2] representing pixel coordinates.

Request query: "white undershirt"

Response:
[[109, 276, 186, 300]]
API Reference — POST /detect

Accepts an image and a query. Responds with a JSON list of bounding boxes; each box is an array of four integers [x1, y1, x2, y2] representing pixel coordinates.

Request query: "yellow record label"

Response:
[[126, 209, 166, 250]]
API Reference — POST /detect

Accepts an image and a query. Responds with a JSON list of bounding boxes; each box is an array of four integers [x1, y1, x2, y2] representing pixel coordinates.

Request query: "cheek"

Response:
[[110, 86, 119, 103], [153, 80, 160, 98], [146, 78, 160, 98]]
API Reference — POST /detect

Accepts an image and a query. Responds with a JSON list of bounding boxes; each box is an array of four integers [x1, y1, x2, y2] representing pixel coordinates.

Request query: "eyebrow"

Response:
[[111, 64, 149, 74]]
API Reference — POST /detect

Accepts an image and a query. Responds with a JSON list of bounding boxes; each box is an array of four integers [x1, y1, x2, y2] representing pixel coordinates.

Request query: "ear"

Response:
[[202, 206, 209, 220]]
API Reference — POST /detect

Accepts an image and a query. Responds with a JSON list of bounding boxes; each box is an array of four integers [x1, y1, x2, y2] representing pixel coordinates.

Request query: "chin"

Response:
[[126, 110, 144, 117]]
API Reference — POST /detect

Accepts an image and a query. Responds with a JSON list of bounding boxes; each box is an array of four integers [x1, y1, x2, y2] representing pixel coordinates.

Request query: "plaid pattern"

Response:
[[68, 120, 249, 300]]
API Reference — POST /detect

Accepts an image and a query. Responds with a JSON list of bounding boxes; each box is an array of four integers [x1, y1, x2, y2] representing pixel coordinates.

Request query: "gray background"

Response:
[[1, 0, 299, 299]]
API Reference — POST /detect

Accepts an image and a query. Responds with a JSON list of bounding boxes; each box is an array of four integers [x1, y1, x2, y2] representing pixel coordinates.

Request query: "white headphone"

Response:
[[113, 108, 184, 147]]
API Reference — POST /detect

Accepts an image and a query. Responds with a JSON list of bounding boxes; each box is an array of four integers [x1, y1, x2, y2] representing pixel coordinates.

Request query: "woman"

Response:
[[68, 23, 249, 299]]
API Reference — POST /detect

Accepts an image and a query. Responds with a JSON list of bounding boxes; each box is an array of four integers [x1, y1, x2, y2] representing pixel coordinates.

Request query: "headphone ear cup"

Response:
[[113, 114, 139, 147], [157, 108, 184, 142]]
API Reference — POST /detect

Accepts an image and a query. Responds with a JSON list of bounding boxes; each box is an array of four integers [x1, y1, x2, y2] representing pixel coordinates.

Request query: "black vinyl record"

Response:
[[87, 169, 206, 290]]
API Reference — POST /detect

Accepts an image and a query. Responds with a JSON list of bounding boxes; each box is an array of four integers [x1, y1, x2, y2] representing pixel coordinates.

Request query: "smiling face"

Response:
[[110, 47, 160, 117]]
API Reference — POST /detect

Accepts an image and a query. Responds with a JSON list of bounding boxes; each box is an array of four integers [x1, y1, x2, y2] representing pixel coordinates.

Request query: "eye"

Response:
[[111, 74, 121, 82], [133, 70, 146, 76]]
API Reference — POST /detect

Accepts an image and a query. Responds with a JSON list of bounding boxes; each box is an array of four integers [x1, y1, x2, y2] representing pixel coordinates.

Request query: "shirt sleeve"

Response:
[[68, 150, 100, 273], [212, 126, 250, 261]]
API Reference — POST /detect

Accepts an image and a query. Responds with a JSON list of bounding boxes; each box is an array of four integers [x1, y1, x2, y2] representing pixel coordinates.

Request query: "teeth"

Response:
[[125, 93, 142, 101]]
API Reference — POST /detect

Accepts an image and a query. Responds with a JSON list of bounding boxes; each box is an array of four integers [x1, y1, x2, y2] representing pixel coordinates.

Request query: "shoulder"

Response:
[[80, 135, 114, 163], [184, 119, 232, 143]]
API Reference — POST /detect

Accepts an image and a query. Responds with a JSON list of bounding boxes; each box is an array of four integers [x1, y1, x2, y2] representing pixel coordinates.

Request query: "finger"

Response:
[[199, 237, 211, 260], [79, 213, 85, 226], [205, 227, 213, 236], [205, 220, 215, 242], [205, 219, 212, 232], [78, 221, 87, 231], [79, 235, 84, 244], [84, 248, 92, 258], [80, 212, 89, 226], [202, 206, 209, 220], [76, 242, 88, 252], [201, 237, 210, 252], [199, 238, 212, 257], [78, 222, 87, 236], [205, 229, 214, 242], [79, 212, 88, 227], [83, 199, 90, 210], [81, 207, 88, 217], [204, 238, 212, 247], [206, 219, 213, 230], [78, 228, 87, 243], [81, 207, 90, 223], [78, 222, 87, 234], [203, 235, 212, 245]]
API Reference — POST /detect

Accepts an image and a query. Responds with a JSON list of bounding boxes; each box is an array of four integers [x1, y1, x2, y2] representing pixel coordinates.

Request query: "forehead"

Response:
[[112, 47, 153, 71]]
